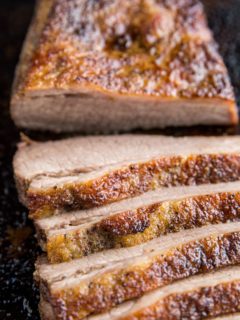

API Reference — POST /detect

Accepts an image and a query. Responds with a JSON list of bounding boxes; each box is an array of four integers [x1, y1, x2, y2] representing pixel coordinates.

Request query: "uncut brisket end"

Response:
[[11, 0, 237, 133]]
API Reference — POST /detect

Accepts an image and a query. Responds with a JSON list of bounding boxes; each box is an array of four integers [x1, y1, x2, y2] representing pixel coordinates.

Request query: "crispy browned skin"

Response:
[[44, 232, 240, 319], [29, 154, 240, 218], [46, 191, 240, 263], [121, 281, 240, 320], [17, 0, 235, 108]]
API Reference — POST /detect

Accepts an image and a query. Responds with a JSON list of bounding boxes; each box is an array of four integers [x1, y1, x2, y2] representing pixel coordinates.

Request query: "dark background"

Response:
[[1, 1, 240, 319]]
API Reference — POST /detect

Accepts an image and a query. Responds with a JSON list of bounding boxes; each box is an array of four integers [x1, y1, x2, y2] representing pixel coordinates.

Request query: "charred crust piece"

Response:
[[28, 154, 240, 218], [44, 191, 240, 263], [43, 231, 240, 319]]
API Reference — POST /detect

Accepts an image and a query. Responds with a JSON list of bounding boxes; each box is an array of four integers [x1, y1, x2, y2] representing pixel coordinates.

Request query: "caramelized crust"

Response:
[[121, 281, 240, 320], [45, 232, 240, 319], [46, 191, 240, 263], [16, 0, 235, 103], [11, 0, 238, 131], [28, 154, 240, 218]]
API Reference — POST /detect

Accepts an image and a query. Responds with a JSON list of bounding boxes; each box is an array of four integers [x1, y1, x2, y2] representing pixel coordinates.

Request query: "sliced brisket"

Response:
[[14, 135, 240, 218], [35, 222, 240, 319], [35, 181, 240, 263]]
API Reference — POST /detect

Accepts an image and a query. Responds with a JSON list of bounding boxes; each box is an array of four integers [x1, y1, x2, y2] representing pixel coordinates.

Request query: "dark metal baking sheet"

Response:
[[1, 1, 240, 319]]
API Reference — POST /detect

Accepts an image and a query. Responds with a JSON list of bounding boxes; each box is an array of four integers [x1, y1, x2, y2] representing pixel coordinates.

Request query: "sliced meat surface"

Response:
[[210, 315, 240, 320], [10, 0, 237, 133], [85, 266, 240, 320], [36, 181, 240, 263], [39, 267, 240, 320], [36, 222, 240, 319], [14, 135, 240, 217]]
